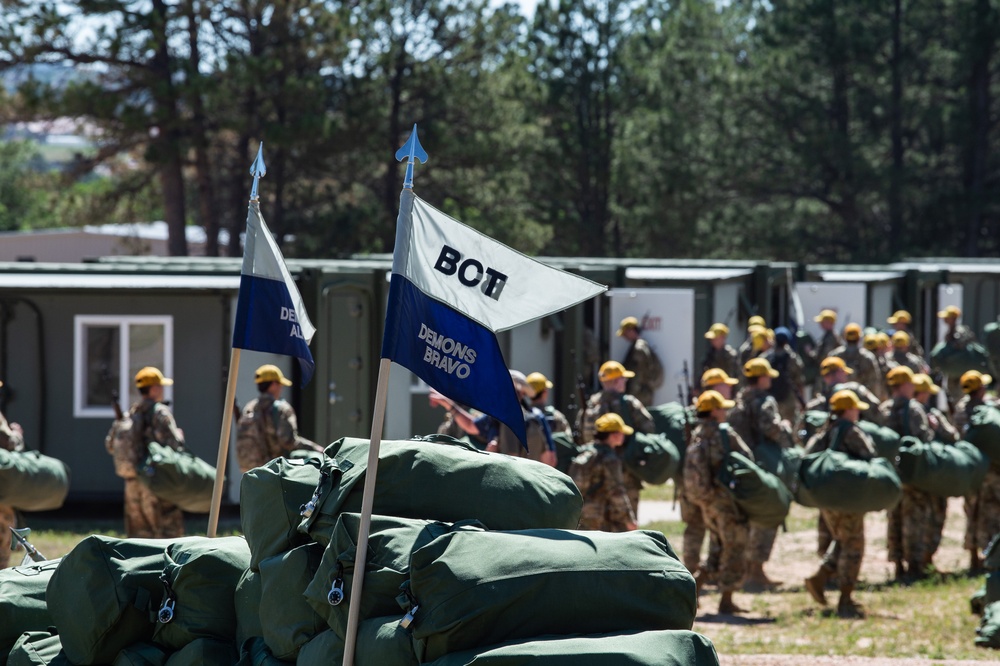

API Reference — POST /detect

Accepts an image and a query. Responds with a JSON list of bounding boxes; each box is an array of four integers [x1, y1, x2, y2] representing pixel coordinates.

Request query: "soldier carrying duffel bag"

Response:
[[104, 367, 188, 538], [802, 389, 882, 619]]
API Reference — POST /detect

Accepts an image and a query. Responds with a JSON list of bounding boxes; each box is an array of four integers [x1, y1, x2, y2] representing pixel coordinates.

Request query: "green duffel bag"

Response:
[[965, 405, 1000, 462], [7, 631, 72, 666], [136, 443, 216, 513], [621, 431, 680, 485], [896, 438, 989, 497], [976, 600, 1000, 649], [425, 629, 720, 666], [259, 543, 325, 661], [0, 558, 60, 665], [0, 449, 70, 512], [750, 440, 803, 490], [403, 529, 696, 663], [47, 535, 198, 665], [163, 638, 237, 666], [716, 438, 791, 529], [799, 410, 830, 444], [235, 569, 263, 647], [152, 536, 251, 649], [113, 643, 169, 666], [295, 618, 418, 666], [551, 430, 579, 474], [241, 456, 324, 571], [649, 402, 695, 478], [931, 340, 992, 377], [304, 513, 482, 638], [856, 420, 902, 460], [796, 449, 902, 513], [300, 435, 582, 545], [236, 637, 291, 666]]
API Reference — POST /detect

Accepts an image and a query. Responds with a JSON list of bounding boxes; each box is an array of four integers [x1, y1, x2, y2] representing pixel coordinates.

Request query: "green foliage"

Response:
[[0, 0, 998, 260]]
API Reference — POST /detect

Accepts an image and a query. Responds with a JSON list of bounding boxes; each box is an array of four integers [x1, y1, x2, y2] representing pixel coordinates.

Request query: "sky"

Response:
[[492, 0, 540, 18]]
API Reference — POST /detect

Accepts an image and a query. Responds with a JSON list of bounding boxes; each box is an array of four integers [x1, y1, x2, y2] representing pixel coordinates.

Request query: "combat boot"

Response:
[[693, 568, 706, 597], [804, 567, 830, 606], [970, 549, 983, 574], [718, 590, 746, 615], [837, 585, 864, 618], [893, 559, 906, 581], [743, 562, 781, 591]]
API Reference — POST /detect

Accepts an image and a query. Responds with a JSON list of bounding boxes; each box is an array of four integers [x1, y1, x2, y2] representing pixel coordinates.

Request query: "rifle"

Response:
[[681, 361, 694, 407], [111, 389, 124, 421], [10, 526, 46, 564], [573, 374, 589, 445]]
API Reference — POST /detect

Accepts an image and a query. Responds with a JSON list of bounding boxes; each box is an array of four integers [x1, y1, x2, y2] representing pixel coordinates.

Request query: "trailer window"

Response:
[[73, 316, 173, 418]]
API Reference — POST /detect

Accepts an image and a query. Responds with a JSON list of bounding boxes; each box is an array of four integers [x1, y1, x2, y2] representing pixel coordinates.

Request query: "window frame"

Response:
[[73, 315, 174, 418]]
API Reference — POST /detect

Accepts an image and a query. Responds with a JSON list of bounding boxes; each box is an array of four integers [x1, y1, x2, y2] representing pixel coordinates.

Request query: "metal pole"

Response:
[[207, 347, 240, 537]]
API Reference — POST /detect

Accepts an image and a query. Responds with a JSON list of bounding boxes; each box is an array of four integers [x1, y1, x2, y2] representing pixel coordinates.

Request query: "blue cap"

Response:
[[774, 326, 791, 345]]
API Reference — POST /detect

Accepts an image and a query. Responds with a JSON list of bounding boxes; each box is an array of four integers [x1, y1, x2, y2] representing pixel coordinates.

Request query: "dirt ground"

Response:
[[646, 496, 998, 665]]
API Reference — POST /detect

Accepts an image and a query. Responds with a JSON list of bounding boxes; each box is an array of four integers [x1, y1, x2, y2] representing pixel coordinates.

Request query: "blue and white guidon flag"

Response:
[[233, 201, 316, 386], [382, 189, 606, 443]]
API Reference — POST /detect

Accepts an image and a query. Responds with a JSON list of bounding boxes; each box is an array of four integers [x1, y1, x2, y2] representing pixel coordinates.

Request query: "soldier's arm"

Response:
[[845, 427, 877, 460], [909, 404, 934, 443], [153, 407, 185, 450], [730, 429, 755, 462], [756, 398, 792, 444], [607, 461, 638, 529], [682, 441, 712, 504], [0, 415, 24, 452], [630, 398, 656, 433]]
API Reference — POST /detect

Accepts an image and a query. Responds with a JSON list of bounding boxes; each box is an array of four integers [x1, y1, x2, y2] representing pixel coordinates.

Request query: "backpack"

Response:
[[766, 349, 792, 402], [646, 346, 665, 389], [106, 416, 139, 479]]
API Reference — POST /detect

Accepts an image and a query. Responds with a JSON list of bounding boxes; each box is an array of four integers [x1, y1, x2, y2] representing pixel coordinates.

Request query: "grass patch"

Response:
[[640, 480, 677, 503]]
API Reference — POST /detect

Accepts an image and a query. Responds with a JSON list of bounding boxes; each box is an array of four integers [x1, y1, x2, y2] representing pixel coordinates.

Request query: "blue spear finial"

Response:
[[395, 124, 428, 190], [249, 142, 267, 202]]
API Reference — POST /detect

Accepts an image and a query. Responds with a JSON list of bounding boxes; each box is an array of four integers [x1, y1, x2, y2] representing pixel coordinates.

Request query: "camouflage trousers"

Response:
[[0, 503, 14, 569], [928, 496, 948, 561], [679, 490, 721, 574], [748, 525, 777, 565], [625, 469, 642, 523], [887, 486, 935, 568], [700, 496, 749, 593], [820, 509, 865, 586], [966, 468, 1000, 553], [123, 479, 185, 539]]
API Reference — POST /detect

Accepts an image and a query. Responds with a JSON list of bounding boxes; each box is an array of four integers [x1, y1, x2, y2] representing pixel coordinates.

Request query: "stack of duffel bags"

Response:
[[972, 533, 1000, 650], [238, 433, 719, 665], [1, 533, 251, 665]]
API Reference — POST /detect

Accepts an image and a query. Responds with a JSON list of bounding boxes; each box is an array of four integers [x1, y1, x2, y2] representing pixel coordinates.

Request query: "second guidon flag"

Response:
[[233, 200, 317, 386], [381, 189, 607, 444]]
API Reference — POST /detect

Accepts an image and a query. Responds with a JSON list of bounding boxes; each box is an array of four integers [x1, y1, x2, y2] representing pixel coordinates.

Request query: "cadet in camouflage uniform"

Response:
[[830, 323, 885, 400], [678, 368, 737, 575], [728, 358, 794, 589], [888, 310, 924, 359], [123, 367, 185, 539], [804, 357, 883, 424], [805, 310, 843, 392], [684, 390, 754, 614], [888, 331, 929, 375], [937, 306, 980, 404], [236, 365, 321, 473], [527, 372, 573, 439], [912, 373, 959, 570], [738, 316, 767, 366], [863, 333, 891, 394], [762, 327, 805, 425], [618, 317, 664, 408], [803, 356, 882, 559], [954, 370, 999, 571], [701, 323, 741, 383], [803, 390, 877, 618], [568, 413, 638, 532], [0, 378, 24, 569], [879, 366, 935, 580], [578, 361, 656, 513]]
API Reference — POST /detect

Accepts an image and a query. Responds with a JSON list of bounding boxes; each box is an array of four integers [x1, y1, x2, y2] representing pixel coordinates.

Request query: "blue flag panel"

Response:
[[382, 273, 527, 446], [233, 273, 315, 386]]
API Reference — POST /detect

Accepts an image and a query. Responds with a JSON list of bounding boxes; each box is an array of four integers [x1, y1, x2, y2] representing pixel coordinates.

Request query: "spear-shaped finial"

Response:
[[249, 142, 266, 202], [395, 124, 428, 190]]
